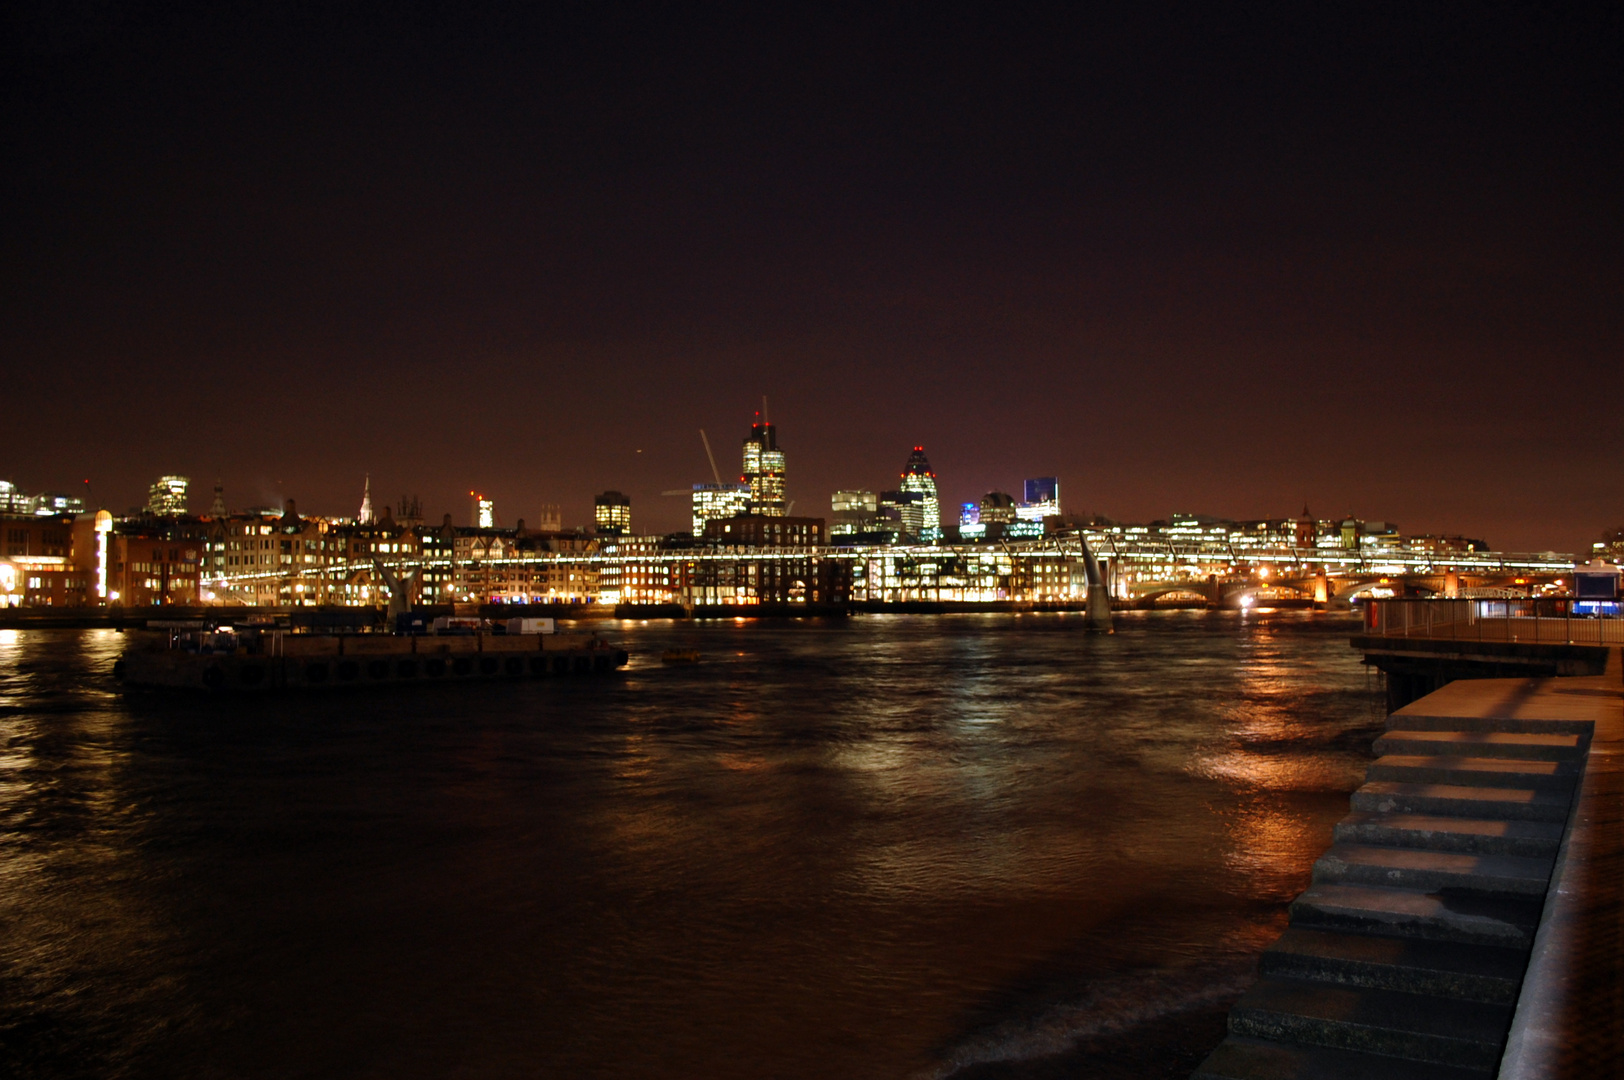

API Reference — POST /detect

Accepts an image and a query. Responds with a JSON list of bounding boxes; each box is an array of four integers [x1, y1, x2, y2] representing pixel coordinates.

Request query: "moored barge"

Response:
[[114, 615, 629, 691]]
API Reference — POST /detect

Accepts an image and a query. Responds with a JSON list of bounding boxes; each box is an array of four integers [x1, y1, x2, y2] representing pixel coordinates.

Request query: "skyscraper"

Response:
[[147, 475, 189, 516], [899, 447, 941, 542], [594, 491, 631, 535], [742, 420, 786, 515]]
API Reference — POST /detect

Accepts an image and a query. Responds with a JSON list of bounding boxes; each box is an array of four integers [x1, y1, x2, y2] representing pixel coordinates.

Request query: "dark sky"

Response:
[[3, 2, 1619, 551]]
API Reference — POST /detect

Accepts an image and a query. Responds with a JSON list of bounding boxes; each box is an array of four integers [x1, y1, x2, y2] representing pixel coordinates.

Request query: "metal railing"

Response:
[[1363, 598, 1624, 646]]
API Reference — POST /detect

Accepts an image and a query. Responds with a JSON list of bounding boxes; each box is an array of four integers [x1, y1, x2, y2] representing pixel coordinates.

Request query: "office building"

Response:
[[879, 489, 924, 543], [0, 480, 80, 517], [692, 483, 750, 536], [594, 491, 631, 535], [742, 421, 787, 515], [899, 447, 941, 541], [1018, 477, 1060, 522], [980, 491, 1018, 524], [147, 475, 189, 516], [832, 490, 877, 513], [830, 490, 878, 537]]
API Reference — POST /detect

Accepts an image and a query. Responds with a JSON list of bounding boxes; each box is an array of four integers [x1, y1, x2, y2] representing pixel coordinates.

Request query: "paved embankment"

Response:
[[1194, 672, 1622, 1079]]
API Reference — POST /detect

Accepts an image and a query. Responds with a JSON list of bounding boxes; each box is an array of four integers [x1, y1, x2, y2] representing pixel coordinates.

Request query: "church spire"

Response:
[[358, 474, 374, 524]]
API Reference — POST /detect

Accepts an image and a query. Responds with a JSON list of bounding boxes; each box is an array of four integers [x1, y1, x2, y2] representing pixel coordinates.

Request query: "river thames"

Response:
[[0, 611, 1383, 1079]]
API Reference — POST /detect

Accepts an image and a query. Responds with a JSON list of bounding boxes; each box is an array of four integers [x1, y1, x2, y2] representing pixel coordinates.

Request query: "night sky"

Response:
[[3, 3, 1619, 551]]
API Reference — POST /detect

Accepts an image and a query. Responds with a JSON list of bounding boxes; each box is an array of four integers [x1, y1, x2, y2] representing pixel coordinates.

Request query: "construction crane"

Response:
[[661, 429, 727, 496]]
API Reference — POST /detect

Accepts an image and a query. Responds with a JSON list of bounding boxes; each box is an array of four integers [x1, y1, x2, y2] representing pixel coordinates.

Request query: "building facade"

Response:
[[703, 515, 825, 547], [0, 513, 85, 607]]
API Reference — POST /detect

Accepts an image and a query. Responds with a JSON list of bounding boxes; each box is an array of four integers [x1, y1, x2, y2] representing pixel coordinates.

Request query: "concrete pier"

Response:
[[1194, 671, 1622, 1079]]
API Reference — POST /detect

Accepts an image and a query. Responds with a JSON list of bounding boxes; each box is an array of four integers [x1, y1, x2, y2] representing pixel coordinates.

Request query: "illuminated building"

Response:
[[1018, 477, 1060, 522], [594, 491, 631, 536], [832, 490, 877, 513], [0, 512, 82, 606], [964, 491, 1042, 541], [742, 421, 787, 515], [691, 483, 750, 536], [190, 511, 1576, 613], [878, 489, 924, 542], [830, 490, 878, 537], [1412, 534, 1490, 556], [704, 515, 825, 547], [0, 480, 87, 521], [980, 492, 1017, 524], [958, 501, 984, 540], [358, 475, 375, 524], [147, 475, 189, 516], [899, 447, 941, 541], [471, 493, 495, 529]]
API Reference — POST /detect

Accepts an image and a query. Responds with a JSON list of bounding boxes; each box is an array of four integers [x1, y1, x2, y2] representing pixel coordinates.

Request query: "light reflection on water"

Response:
[[0, 613, 1380, 1079]]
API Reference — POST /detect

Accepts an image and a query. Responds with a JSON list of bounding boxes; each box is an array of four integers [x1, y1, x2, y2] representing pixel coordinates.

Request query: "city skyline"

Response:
[[3, 7, 1618, 554], [0, 418, 1573, 554]]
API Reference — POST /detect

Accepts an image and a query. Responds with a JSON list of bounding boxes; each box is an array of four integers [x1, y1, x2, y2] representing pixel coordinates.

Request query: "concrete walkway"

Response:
[[1498, 674, 1623, 1078], [1193, 673, 1622, 1079]]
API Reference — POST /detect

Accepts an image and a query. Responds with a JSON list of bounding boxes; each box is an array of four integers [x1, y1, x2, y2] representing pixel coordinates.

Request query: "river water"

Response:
[[0, 611, 1384, 1079]]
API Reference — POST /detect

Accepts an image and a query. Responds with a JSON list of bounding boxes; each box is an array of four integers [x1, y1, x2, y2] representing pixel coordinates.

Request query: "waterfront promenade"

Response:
[[1197, 665, 1623, 1078]]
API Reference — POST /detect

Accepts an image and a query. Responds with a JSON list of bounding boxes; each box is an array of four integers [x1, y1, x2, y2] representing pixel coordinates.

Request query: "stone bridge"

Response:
[[1127, 570, 1564, 609]]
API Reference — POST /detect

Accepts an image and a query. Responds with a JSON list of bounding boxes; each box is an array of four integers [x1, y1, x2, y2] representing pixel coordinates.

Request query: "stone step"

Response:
[[1312, 843, 1553, 897], [1351, 781, 1571, 823], [1334, 811, 1563, 858], [1386, 710, 1595, 737], [1367, 754, 1576, 792], [1260, 927, 1526, 1004], [1193, 1035, 1496, 1079], [1226, 977, 1512, 1068], [1373, 729, 1585, 762], [1291, 883, 1542, 948]]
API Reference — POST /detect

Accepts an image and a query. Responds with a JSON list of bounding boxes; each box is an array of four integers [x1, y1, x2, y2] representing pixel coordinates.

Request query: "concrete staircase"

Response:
[[1193, 706, 1589, 1078]]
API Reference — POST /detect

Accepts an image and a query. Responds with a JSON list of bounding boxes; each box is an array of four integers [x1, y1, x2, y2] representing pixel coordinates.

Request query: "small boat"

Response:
[[661, 649, 702, 664]]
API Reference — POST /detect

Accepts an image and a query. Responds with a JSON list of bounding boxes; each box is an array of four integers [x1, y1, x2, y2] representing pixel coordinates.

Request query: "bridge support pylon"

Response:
[[1079, 537, 1113, 632]]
